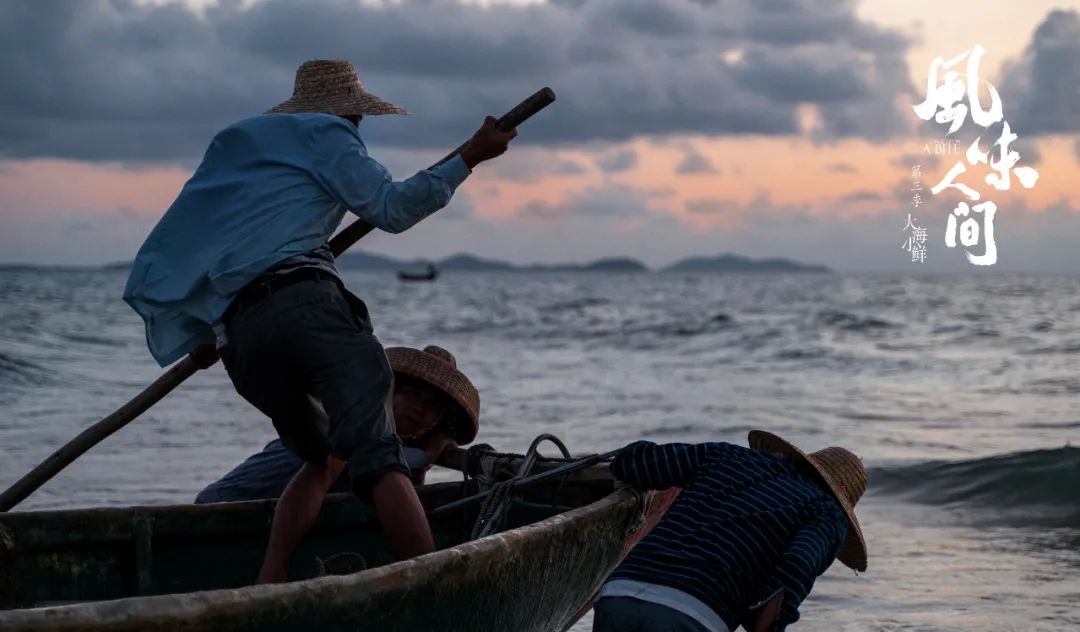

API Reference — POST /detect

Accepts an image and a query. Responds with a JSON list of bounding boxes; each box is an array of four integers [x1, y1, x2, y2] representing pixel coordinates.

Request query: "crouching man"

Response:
[[595, 431, 868, 632], [196, 345, 479, 503]]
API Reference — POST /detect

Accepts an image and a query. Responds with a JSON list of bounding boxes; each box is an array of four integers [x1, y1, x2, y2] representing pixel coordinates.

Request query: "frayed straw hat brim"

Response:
[[386, 347, 479, 444], [265, 59, 408, 117], [748, 430, 868, 572], [265, 91, 407, 116]]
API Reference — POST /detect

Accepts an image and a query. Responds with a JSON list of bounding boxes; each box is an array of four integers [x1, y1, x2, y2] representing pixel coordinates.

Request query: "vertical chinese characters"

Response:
[[913, 45, 1040, 266], [902, 212, 927, 263], [903, 164, 927, 263]]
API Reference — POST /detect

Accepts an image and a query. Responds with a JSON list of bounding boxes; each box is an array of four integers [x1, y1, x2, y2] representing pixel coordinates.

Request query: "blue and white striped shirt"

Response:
[[607, 440, 849, 631]]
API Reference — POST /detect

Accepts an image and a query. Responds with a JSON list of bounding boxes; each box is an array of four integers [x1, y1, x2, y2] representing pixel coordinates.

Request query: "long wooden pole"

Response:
[[0, 87, 556, 512]]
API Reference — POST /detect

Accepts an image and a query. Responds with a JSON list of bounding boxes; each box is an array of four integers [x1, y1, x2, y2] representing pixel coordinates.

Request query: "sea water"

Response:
[[1, 268, 1077, 630]]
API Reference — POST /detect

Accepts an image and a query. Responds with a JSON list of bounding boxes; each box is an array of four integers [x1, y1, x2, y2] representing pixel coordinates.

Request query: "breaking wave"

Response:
[[871, 446, 1080, 525]]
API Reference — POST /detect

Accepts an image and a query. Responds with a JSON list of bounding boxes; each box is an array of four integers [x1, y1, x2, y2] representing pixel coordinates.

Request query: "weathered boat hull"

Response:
[[0, 475, 676, 631]]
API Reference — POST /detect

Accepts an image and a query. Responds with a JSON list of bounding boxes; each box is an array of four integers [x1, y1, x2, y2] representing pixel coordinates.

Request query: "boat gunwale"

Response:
[[0, 486, 649, 629], [0, 481, 471, 546]]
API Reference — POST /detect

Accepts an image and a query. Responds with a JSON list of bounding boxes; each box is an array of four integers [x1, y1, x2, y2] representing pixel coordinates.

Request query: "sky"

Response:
[[1, 0, 1079, 272]]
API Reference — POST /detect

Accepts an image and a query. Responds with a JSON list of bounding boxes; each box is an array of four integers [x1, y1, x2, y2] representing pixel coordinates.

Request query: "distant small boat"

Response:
[[397, 262, 438, 282], [0, 451, 677, 631]]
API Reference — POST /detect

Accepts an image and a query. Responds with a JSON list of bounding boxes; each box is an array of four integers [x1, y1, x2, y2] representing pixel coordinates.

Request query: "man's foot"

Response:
[[314, 552, 368, 576]]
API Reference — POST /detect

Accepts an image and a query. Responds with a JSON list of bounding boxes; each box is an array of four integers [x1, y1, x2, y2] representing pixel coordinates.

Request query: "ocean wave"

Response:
[[1022, 377, 1080, 396], [871, 446, 1080, 525], [815, 309, 896, 332], [1020, 340, 1080, 355], [0, 351, 56, 387], [58, 332, 124, 347], [539, 297, 611, 312], [772, 347, 829, 361]]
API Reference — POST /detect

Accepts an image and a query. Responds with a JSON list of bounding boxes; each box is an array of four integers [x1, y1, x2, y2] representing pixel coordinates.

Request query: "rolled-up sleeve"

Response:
[[310, 119, 471, 233]]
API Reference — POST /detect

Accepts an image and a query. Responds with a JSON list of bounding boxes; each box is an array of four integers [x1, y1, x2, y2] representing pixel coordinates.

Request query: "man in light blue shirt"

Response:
[[124, 59, 516, 583]]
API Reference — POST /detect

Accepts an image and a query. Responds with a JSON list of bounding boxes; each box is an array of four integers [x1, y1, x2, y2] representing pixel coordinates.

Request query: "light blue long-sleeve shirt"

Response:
[[123, 113, 471, 367]]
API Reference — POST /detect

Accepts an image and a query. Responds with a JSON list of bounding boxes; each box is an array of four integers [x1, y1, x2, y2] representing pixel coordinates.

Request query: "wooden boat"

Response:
[[0, 457, 676, 631], [397, 263, 439, 282]]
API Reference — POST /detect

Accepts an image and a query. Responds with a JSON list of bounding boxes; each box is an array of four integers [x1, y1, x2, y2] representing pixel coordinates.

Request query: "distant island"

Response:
[[339, 252, 829, 274], [337, 252, 650, 273], [2, 253, 830, 275], [661, 254, 831, 274]]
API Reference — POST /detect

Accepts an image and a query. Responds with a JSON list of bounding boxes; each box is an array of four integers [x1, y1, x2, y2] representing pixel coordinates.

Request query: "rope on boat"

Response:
[[470, 434, 571, 539], [428, 435, 623, 538]]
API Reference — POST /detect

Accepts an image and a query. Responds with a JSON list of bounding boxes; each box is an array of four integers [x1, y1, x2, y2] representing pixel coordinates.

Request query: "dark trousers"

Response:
[[593, 597, 714, 632], [219, 276, 408, 497]]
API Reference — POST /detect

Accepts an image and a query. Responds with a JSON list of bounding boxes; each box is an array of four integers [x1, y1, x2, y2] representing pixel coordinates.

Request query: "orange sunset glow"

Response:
[[2, 0, 1079, 271]]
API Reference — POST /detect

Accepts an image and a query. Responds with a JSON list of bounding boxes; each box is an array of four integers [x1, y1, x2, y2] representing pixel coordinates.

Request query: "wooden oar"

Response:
[[0, 87, 556, 513]]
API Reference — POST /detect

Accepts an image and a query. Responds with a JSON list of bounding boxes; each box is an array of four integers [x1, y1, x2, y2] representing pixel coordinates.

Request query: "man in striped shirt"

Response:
[[594, 431, 868, 632]]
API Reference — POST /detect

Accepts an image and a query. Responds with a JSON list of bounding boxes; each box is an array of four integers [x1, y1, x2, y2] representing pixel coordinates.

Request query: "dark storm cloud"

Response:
[[0, 0, 916, 162], [1000, 10, 1080, 135]]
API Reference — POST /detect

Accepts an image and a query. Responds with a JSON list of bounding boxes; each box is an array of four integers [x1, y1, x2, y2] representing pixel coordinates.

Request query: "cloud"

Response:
[[682, 191, 807, 222], [514, 182, 660, 219], [595, 149, 638, 173], [675, 147, 717, 174], [516, 199, 563, 219], [331, 198, 1080, 273], [826, 162, 857, 173], [489, 149, 590, 182], [1000, 9, 1080, 135], [685, 197, 728, 214], [0, 204, 160, 265], [7, 183, 1079, 273], [0, 0, 917, 163], [891, 152, 942, 171], [1011, 135, 1042, 166], [555, 159, 589, 175], [839, 190, 884, 203]]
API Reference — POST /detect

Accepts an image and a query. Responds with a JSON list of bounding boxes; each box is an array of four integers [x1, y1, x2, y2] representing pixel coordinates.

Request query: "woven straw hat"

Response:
[[386, 345, 479, 445], [747, 430, 868, 572], [265, 59, 408, 117]]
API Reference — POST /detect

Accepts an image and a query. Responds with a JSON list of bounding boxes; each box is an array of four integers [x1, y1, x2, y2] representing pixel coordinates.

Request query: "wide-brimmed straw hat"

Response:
[[385, 345, 479, 445], [265, 59, 408, 117], [747, 430, 868, 572]]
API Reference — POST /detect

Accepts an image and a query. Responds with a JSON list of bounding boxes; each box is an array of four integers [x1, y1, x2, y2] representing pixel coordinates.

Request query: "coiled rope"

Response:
[[427, 435, 622, 541]]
